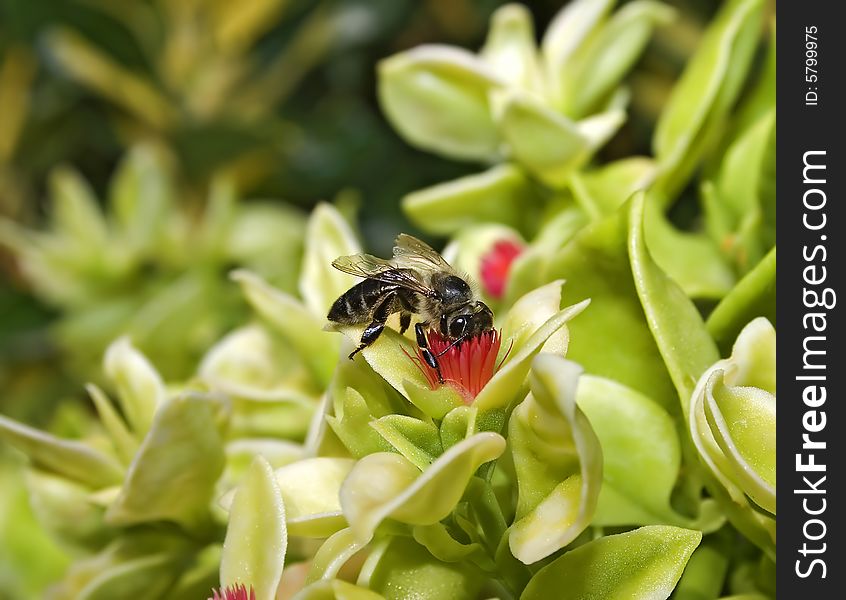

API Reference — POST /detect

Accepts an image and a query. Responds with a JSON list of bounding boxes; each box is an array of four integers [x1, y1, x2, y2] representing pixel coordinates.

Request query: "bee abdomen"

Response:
[[327, 279, 398, 324]]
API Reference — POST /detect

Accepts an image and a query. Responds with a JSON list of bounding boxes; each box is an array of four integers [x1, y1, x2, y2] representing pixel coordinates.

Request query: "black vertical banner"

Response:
[[777, 1, 844, 596]]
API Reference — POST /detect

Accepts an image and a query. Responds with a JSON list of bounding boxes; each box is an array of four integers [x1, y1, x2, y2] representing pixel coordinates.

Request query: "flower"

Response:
[[209, 583, 256, 600], [480, 239, 524, 299], [409, 329, 507, 403]]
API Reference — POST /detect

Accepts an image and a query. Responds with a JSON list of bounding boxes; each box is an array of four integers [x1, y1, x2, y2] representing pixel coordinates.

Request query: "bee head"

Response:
[[440, 302, 494, 340]]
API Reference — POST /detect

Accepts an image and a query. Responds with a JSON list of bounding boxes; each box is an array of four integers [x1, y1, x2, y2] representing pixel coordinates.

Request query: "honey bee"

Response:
[[327, 234, 494, 382]]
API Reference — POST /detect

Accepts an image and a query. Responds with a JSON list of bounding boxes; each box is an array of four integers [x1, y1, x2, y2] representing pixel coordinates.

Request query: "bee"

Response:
[[327, 234, 494, 383]]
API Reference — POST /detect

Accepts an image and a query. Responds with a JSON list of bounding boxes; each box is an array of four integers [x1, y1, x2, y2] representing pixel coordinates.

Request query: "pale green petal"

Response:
[[481, 5, 543, 92], [103, 337, 165, 436], [106, 393, 224, 530], [85, 384, 139, 465], [300, 203, 362, 318], [497, 92, 589, 188], [221, 456, 287, 600], [522, 525, 701, 600], [508, 355, 601, 564], [370, 415, 442, 471], [223, 438, 303, 485], [233, 270, 338, 387], [199, 324, 316, 401], [305, 528, 366, 584], [340, 432, 505, 542], [0, 415, 123, 489], [378, 45, 503, 161], [727, 316, 776, 393], [402, 164, 539, 236]]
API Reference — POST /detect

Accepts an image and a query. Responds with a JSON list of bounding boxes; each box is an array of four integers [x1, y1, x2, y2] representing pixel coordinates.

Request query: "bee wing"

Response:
[[331, 253, 436, 296], [392, 234, 456, 275]]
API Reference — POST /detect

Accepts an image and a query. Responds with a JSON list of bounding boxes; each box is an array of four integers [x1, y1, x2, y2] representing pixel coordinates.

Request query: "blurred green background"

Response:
[[0, 1, 750, 597]]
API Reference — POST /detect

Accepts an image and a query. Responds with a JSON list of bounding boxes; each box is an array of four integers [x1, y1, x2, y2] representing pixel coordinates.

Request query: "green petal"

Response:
[[327, 388, 395, 458], [340, 432, 505, 542], [653, 0, 765, 198], [497, 92, 590, 188], [378, 45, 503, 161], [233, 270, 338, 387], [85, 384, 138, 465], [103, 337, 165, 437], [0, 415, 123, 489], [221, 456, 287, 600], [576, 376, 690, 526], [706, 248, 776, 356], [521, 525, 701, 600], [402, 164, 540, 236], [508, 355, 601, 564], [76, 554, 181, 600], [481, 5, 543, 92], [222, 439, 302, 486], [726, 316, 776, 393], [49, 166, 108, 254], [299, 203, 362, 318], [105, 393, 224, 530], [359, 536, 482, 600]]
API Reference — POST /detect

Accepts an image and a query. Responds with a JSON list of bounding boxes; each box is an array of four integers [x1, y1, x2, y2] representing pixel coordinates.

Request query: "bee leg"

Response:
[[349, 293, 395, 360], [399, 313, 411, 335], [415, 323, 444, 384]]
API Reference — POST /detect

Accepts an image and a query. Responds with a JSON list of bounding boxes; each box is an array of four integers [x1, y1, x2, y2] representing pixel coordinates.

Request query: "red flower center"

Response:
[[480, 240, 524, 300], [209, 584, 256, 600], [408, 329, 510, 403]]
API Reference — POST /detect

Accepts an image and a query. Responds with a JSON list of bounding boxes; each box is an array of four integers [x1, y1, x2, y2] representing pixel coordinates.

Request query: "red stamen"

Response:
[[480, 240, 524, 300], [409, 329, 506, 403], [209, 584, 256, 600]]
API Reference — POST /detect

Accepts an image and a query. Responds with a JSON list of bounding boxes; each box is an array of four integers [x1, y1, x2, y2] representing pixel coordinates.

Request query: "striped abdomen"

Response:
[[327, 279, 400, 324]]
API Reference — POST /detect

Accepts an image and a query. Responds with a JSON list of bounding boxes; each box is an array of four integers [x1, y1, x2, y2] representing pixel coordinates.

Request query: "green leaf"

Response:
[[521, 525, 701, 600], [0, 415, 123, 489], [49, 166, 108, 251], [327, 388, 395, 459], [221, 456, 287, 600], [402, 164, 540, 237], [300, 203, 362, 318], [653, 0, 765, 198], [105, 393, 224, 530], [305, 528, 366, 584], [378, 45, 503, 161], [103, 337, 165, 437], [233, 270, 338, 387], [359, 536, 482, 600], [85, 384, 139, 465], [272, 457, 354, 537], [562, 1, 674, 118], [508, 355, 602, 564], [546, 202, 678, 414], [576, 375, 685, 526], [628, 193, 721, 416], [340, 433, 505, 542], [77, 554, 181, 600], [569, 157, 656, 220]]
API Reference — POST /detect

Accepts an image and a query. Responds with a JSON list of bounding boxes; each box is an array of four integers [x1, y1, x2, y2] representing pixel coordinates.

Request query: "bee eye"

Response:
[[449, 317, 468, 338]]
